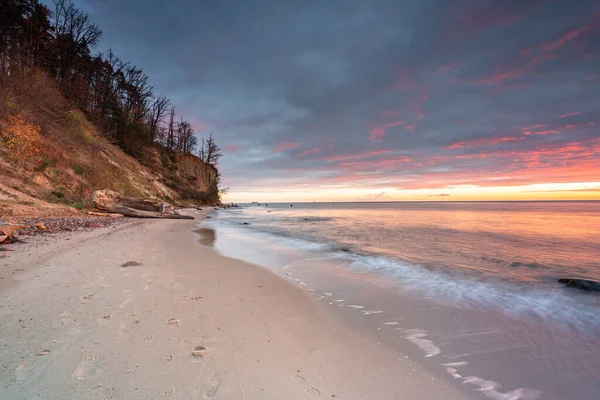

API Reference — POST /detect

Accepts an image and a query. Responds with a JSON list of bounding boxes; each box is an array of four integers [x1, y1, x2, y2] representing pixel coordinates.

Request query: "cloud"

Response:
[[73, 0, 600, 199], [359, 192, 390, 201], [296, 147, 321, 157], [445, 136, 525, 149], [273, 141, 300, 153], [560, 112, 580, 118]]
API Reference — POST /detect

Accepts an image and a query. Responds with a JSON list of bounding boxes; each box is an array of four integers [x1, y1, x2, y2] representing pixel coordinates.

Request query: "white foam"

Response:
[[446, 367, 462, 379], [443, 361, 541, 400], [362, 310, 383, 315], [442, 361, 469, 368], [347, 305, 365, 309], [403, 329, 441, 358], [337, 252, 600, 332], [461, 376, 541, 400], [383, 321, 399, 325]]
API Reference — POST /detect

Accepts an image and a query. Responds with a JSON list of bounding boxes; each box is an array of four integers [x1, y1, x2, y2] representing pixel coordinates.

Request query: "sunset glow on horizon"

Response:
[[223, 182, 600, 204], [79, 0, 600, 202]]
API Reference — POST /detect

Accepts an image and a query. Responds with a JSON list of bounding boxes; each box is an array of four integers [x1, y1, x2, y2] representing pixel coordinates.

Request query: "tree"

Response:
[[166, 105, 176, 150], [1, 0, 217, 170], [176, 118, 196, 154], [198, 132, 222, 165], [51, 0, 101, 88], [148, 94, 169, 141]]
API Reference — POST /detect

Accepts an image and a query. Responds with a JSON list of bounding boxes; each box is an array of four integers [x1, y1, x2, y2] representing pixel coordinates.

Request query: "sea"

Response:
[[198, 201, 600, 400]]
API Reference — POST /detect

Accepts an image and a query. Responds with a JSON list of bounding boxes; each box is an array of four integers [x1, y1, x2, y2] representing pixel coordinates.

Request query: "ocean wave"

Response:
[[336, 252, 600, 332], [204, 213, 600, 332]]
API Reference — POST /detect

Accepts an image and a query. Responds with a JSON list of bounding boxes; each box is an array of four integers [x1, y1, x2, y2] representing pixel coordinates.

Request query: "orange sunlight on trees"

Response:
[[0, 114, 42, 165]]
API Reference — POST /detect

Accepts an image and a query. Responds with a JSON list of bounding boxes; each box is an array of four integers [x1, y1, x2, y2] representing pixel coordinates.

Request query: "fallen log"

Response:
[[87, 211, 125, 218], [117, 197, 162, 212], [91, 190, 194, 220], [98, 204, 193, 219]]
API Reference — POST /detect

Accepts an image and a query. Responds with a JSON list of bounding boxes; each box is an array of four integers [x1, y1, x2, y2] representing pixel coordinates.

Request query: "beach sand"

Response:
[[0, 212, 467, 399]]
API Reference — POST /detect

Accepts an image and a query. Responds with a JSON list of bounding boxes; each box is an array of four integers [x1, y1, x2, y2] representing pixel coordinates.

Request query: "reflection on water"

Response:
[[217, 201, 600, 284], [193, 227, 216, 247]]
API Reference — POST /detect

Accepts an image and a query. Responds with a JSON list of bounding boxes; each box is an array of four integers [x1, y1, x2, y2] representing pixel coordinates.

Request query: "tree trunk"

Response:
[[91, 190, 193, 219]]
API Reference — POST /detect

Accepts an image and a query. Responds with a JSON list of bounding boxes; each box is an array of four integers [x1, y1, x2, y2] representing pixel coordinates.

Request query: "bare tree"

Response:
[[166, 106, 176, 150], [204, 132, 222, 165], [121, 64, 153, 122], [148, 94, 169, 141], [52, 0, 102, 85], [176, 118, 197, 154]]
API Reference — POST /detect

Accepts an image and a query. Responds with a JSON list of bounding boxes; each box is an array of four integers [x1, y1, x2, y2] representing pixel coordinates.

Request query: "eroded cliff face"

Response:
[[174, 153, 219, 201]]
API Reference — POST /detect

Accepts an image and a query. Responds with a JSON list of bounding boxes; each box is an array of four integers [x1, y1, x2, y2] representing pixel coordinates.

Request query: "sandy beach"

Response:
[[0, 211, 467, 400]]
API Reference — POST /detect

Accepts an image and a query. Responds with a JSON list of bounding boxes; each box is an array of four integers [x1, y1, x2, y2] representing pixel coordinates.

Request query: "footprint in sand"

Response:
[[160, 388, 175, 396], [202, 373, 222, 398], [72, 349, 103, 380], [15, 361, 28, 381], [293, 374, 321, 397]]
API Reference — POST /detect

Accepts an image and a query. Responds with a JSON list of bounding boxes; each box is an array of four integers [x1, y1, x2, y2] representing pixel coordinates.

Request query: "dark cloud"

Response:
[[68, 0, 600, 195]]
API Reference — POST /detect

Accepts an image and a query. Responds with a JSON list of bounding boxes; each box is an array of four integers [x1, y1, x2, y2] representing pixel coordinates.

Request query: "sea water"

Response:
[[199, 201, 600, 399]]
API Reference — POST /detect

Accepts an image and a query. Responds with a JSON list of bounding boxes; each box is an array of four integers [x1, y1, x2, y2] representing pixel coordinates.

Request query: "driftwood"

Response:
[[0, 223, 47, 244], [92, 190, 194, 220], [87, 211, 125, 218]]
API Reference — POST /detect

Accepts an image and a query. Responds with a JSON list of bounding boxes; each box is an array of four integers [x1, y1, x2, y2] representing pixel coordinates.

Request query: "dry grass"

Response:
[[0, 70, 182, 217]]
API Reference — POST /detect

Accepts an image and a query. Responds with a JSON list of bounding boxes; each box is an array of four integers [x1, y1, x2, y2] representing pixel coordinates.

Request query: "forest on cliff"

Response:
[[0, 0, 222, 217]]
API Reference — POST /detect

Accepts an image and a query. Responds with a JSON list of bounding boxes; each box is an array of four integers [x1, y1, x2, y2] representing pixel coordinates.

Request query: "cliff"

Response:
[[175, 153, 219, 193], [0, 73, 219, 221]]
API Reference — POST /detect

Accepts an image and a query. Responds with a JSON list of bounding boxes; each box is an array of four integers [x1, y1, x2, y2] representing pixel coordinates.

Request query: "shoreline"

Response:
[[0, 211, 467, 399], [199, 211, 600, 400]]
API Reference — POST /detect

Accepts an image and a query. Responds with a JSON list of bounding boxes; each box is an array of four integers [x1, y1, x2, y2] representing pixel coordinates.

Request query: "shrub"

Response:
[[72, 165, 85, 175], [0, 114, 43, 165], [52, 190, 64, 198], [73, 201, 84, 210], [34, 158, 58, 172]]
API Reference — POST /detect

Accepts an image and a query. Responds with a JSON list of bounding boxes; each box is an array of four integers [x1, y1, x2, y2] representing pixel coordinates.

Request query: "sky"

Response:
[[68, 0, 600, 202]]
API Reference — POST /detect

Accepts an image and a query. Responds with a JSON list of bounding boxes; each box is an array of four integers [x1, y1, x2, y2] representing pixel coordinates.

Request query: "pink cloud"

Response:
[[522, 122, 592, 136], [273, 141, 299, 153], [225, 144, 242, 153], [445, 136, 524, 150], [405, 123, 416, 132], [339, 156, 413, 172], [535, 130, 561, 136], [296, 147, 321, 157], [325, 150, 394, 162], [541, 26, 589, 53], [369, 128, 386, 141], [475, 65, 532, 85], [368, 121, 405, 141], [380, 109, 399, 117], [521, 124, 548, 131], [384, 120, 405, 128], [560, 112, 580, 118]]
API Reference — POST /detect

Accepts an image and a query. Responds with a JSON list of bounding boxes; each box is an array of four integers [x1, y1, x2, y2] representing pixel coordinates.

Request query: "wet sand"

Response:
[[0, 211, 467, 399]]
